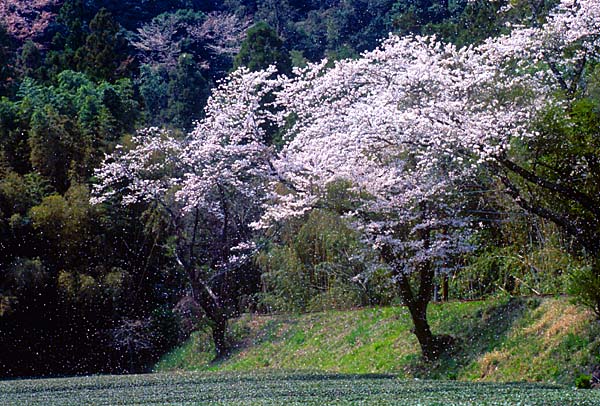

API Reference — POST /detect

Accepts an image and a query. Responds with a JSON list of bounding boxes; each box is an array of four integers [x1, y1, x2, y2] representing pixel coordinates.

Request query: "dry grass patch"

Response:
[[523, 300, 591, 341]]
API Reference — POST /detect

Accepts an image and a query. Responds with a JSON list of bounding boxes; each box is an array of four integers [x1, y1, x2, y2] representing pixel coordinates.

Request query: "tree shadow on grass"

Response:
[[207, 315, 299, 365], [407, 297, 534, 379]]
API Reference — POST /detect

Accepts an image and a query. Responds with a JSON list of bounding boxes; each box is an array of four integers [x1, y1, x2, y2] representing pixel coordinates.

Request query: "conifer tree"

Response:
[[166, 53, 211, 131], [0, 25, 14, 95], [76, 8, 131, 82], [234, 22, 292, 75]]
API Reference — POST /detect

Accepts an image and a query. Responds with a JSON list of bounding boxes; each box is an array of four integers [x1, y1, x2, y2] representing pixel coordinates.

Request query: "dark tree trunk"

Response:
[[211, 316, 228, 359], [186, 263, 262, 360], [189, 274, 230, 360], [396, 272, 446, 361], [391, 224, 453, 361], [407, 301, 438, 361], [442, 274, 449, 302]]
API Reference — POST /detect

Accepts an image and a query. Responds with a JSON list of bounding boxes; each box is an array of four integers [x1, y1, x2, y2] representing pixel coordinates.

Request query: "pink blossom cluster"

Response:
[[92, 0, 599, 277]]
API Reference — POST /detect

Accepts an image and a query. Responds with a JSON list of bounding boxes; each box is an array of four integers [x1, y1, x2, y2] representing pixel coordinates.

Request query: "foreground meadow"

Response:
[[2, 371, 600, 405]]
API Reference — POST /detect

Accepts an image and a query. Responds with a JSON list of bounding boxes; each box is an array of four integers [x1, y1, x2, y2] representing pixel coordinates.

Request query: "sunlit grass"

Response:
[[156, 297, 600, 385]]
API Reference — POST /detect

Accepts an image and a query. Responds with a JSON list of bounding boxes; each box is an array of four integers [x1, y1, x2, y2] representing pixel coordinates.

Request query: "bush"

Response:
[[569, 262, 600, 319], [258, 209, 393, 312], [575, 374, 592, 389], [454, 234, 580, 301]]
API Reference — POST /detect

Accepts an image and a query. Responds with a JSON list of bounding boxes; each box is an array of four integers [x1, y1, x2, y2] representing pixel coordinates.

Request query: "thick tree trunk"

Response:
[[189, 274, 230, 360], [409, 305, 435, 359], [393, 223, 453, 361], [396, 273, 444, 361]]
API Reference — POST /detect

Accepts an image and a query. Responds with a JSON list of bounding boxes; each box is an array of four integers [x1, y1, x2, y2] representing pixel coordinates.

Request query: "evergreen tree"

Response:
[[0, 98, 30, 173], [57, 0, 88, 52], [17, 41, 44, 80], [28, 106, 80, 193], [76, 8, 132, 82], [233, 22, 292, 75], [391, 0, 452, 33], [139, 64, 169, 127], [0, 25, 15, 96], [166, 54, 210, 130]]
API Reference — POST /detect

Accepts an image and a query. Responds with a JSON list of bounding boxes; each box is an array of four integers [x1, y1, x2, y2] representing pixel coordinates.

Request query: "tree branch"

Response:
[[497, 156, 599, 218], [498, 172, 599, 254]]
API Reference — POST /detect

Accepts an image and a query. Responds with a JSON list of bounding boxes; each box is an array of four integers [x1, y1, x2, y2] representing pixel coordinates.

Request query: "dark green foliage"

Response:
[[11, 72, 139, 191], [41, 0, 90, 81], [3, 257, 50, 302], [391, 0, 458, 33], [57, 0, 89, 52], [166, 54, 210, 130], [150, 306, 183, 355], [0, 97, 31, 173], [0, 67, 167, 376], [0, 172, 50, 216], [82, 0, 217, 30], [138, 65, 170, 126], [29, 106, 81, 192], [0, 24, 15, 96], [258, 209, 391, 312], [391, 0, 516, 46], [16, 41, 44, 80], [416, 0, 499, 47], [234, 22, 292, 75], [0, 183, 180, 376], [576, 374, 592, 389], [569, 262, 600, 319], [76, 8, 132, 82], [441, 0, 502, 45]]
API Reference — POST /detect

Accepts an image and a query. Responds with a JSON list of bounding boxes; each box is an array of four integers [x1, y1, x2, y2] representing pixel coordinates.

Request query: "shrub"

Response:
[[569, 262, 600, 319], [258, 209, 393, 312], [575, 373, 592, 389]]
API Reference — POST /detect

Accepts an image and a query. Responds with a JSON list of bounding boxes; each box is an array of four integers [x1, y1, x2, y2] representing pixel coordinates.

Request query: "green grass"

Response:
[[2, 371, 600, 405], [156, 297, 600, 385]]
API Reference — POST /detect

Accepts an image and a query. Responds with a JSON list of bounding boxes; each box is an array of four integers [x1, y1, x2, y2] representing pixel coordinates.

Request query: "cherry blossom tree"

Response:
[[132, 11, 251, 70], [401, 0, 600, 254], [254, 38, 482, 360], [188, 12, 252, 58], [92, 67, 278, 357], [259, 0, 600, 358], [93, 0, 600, 360]]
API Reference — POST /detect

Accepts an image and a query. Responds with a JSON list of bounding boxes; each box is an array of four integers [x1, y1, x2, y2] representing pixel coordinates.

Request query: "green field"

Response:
[[2, 371, 600, 405]]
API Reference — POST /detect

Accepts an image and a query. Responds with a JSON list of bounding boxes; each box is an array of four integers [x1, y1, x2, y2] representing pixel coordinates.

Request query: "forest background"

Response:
[[0, 0, 598, 377]]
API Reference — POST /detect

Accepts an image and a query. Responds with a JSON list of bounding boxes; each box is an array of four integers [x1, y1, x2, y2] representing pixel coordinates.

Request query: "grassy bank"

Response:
[[155, 297, 600, 385]]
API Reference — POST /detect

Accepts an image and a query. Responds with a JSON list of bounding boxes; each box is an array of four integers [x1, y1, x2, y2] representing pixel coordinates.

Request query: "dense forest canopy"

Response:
[[1, 0, 599, 376]]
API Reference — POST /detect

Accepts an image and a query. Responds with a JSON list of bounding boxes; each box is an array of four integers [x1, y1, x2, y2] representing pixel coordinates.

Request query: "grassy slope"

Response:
[[155, 297, 600, 385]]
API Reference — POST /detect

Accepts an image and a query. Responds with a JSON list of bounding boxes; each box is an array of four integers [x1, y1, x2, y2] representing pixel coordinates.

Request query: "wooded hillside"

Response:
[[1, 0, 598, 379]]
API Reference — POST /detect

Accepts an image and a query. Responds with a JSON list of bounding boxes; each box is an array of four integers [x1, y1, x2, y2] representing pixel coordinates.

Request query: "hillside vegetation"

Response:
[[156, 297, 599, 385], [2, 0, 600, 379]]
